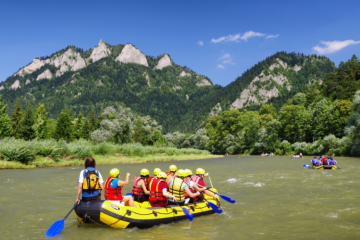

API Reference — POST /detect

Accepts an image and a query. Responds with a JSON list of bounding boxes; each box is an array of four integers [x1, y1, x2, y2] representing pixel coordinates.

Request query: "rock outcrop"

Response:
[[179, 71, 191, 77], [209, 103, 222, 116], [231, 69, 292, 110], [10, 80, 21, 90], [294, 64, 302, 72], [172, 85, 182, 91], [186, 94, 189, 100], [0, 85, 4, 91], [27, 92, 35, 101], [115, 44, 148, 66], [36, 69, 52, 81], [196, 79, 212, 87], [25, 79, 31, 85], [269, 58, 288, 70], [143, 72, 151, 87], [50, 49, 86, 77], [90, 40, 111, 63], [14, 59, 46, 77], [154, 54, 172, 70]]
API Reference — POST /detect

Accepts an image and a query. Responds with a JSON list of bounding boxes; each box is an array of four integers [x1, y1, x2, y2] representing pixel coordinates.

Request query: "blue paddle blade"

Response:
[[180, 207, 194, 222], [207, 200, 222, 214], [126, 193, 133, 196], [219, 194, 235, 204], [45, 219, 65, 238], [302, 164, 307, 167], [336, 165, 341, 168]]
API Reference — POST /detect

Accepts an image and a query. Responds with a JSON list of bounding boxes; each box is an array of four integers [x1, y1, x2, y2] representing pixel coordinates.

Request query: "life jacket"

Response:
[[184, 176, 200, 201], [330, 159, 337, 165], [132, 176, 148, 196], [169, 177, 186, 202], [149, 178, 167, 203], [191, 175, 201, 185], [104, 177, 123, 201], [148, 176, 157, 187], [311, 159, 318, 166], [82, 169, 100, 190], [323, 159, 330, 165]]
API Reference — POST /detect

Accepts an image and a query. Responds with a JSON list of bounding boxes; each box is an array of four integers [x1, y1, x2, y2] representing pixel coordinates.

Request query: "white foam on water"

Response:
[[244, 182, 254, 185], [326, 213, 338, 218], [254, 182, 265, 187], [227, 178, 237, 183], [302, 180, 307, 182]]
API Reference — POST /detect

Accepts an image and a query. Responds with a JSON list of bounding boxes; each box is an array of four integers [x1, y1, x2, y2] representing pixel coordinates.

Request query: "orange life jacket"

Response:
[[132, 176, 148, 196], [149, 178, 167, 203], [104, 177, 123, 201]]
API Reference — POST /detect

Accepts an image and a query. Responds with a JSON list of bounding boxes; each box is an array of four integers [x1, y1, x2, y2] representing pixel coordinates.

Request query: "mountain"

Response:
[[0, 41, 336, 133]]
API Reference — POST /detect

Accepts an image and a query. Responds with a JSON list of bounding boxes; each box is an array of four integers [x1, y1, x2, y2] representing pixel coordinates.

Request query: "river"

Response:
[[1, 156, 359, 239]]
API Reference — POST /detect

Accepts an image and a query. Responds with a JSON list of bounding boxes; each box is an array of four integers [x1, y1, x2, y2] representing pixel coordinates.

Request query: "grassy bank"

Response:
[[0, 154, 221, 169]]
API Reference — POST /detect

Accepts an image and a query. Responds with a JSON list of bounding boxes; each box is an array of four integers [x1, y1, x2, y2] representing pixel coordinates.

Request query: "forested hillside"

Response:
[[0, 40, 336, 133]]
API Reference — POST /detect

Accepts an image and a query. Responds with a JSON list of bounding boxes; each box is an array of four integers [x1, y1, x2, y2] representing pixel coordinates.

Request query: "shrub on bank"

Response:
[[0, 138, 36, 163]]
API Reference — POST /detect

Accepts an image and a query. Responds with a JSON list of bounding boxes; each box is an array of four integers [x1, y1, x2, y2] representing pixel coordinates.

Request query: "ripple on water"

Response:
[[254, 182, 265, 187], [227, 178, 237, 183], [326, 213, 338, 218], [244, 182, 254, 185]]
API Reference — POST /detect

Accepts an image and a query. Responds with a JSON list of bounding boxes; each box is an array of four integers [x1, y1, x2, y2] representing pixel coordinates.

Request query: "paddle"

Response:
[[174, 202, 194, 221], [205, 199, 223, 214], [45, 204, 76, 238], [196, 180, 235, 204], [126, 193, 133, 196]]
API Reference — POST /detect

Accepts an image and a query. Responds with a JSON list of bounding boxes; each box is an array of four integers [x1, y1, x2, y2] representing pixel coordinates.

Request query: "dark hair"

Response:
[[85, 157, 96, 168]]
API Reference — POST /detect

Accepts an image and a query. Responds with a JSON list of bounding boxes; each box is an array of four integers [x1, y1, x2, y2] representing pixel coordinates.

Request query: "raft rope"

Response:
[[81, 212, 127, 227]]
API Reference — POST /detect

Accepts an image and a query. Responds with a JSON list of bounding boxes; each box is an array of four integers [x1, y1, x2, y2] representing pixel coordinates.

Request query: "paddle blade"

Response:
[[207, 200, 222, 214], [126, 193, 133, 196], [219, 194, 235, 204], [336, 165, 341, 168], [180, 207, 194, 222], [302, 164, 307, 167], [45, 219, 64, 238]]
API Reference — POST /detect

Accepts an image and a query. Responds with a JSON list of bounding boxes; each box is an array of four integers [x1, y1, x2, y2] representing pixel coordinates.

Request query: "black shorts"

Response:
[[133, 194, 149, 203], [82, 194, 101, 201]]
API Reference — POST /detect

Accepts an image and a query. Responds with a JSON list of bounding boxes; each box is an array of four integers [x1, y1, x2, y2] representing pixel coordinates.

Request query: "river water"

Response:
[[1, 156, 359, 239]]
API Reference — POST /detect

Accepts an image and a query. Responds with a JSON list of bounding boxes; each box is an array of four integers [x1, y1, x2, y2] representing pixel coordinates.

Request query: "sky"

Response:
[[1, 0, 360, 86]]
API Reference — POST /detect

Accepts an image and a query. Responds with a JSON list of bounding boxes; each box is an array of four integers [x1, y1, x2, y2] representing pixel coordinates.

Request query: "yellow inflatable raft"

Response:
[[310, 165, 338, 170], [74, 189, 220, 229]]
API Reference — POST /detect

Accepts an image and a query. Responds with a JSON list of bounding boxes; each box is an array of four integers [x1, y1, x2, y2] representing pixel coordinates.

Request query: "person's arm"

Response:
[[185, 186, 200, 198], [204, 173, 210, 177], [162, 188, 176, 202], [76, 182, 82, 204], [166, 175, 173, 185], [193, 183, 206, 192], [118, 173, 130, 187], [140, 179, 150, 194], [204, 189, 218, 199], [99, 183, 104, 193]]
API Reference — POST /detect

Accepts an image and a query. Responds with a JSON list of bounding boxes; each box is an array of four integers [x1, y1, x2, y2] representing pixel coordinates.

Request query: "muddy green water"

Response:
[[1, 156, 360, 239]]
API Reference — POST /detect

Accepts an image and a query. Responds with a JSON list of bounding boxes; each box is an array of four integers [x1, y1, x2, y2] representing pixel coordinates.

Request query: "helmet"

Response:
[[154, 168, 161, 176], [110, 168, 120, 177], [177, 169, 186, 178], [196, 168, 206, 175], [169, 165, 177, 172], [157, 171, 168, 179], [185, 169, 193, 176], [140, 169, 150, 176]]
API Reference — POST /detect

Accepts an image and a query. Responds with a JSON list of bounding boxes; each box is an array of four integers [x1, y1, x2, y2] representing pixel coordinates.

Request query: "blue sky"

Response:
[[1, 0, 359, 86]]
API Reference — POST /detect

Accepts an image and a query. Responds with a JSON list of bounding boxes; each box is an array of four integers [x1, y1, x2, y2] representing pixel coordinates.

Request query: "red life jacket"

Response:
[[104, 177, 123, 201], [191, 175, 201, 185], [184, 176, 201, 201], [132, 176, 148, 196], [149, 179, 167, 203], [148, 176, 157, 187]]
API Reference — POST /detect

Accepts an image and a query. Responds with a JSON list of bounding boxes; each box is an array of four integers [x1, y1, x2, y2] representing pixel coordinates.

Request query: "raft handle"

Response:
[[152, 211, 158, 217], [126, 210, 132, 216]]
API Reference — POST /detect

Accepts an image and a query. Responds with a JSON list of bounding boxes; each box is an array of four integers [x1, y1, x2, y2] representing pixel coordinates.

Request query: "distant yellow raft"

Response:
[[311, 165, 338, 170], [74, 189, 220, 229]]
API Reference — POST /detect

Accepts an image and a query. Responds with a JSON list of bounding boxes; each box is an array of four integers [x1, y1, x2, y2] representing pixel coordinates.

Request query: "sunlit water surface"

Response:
[[1, 156, 359, 239]]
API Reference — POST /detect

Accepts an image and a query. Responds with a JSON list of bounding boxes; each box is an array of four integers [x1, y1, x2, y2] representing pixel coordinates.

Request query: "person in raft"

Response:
[[323, 157, 330, 165], [183, 169, 207, 203], [76, 157, 104, 204], [330, 157, 337, 165], [311, 157, 322, 166], [132, 169, 150, 203], [149, 172, 176, 207], [149, 168, 161, 186], [104, 168, 137, 207], [168, 169, 201, 206], [191, 168, 218, 200], [166, 165, 177, 184]]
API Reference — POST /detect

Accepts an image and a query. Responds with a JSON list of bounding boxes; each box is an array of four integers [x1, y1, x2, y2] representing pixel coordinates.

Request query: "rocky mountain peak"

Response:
[[115, 44, 148, 67], [90, 39, 111, 63], [154, 54, 172, 70]]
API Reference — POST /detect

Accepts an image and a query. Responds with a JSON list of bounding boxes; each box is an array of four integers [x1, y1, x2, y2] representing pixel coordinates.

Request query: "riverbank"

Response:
[[0, 154, 222, 169]]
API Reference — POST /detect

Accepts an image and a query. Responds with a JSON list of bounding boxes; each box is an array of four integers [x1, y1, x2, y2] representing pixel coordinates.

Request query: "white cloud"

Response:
[[211, 34, 240, 43], [266, 34, 279, 39], [218, 53, 231, 60], [197, 40, 204, 46], [218, 53, 235, 65], [217, 64, 225, 69], [240, 31, 265, 41], [313, 40, 360, 54]]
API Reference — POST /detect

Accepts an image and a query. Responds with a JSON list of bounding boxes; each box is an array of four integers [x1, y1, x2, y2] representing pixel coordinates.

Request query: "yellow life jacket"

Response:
[[169, 177, 186, 202], [82, 169, 100, 190]]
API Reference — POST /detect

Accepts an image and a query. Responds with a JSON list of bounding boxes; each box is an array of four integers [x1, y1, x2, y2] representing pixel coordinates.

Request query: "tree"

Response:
[[0, 95, 12, 138], [74, 111, 84, 139], [54, 107, 74, 142], [33, 103, 48, 139], [81, 117, 91, 140], [328, 100, 352, 137], [18, 104, 36, 141], [11, 99, 22, 138], [89, 109, 96, 132]]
